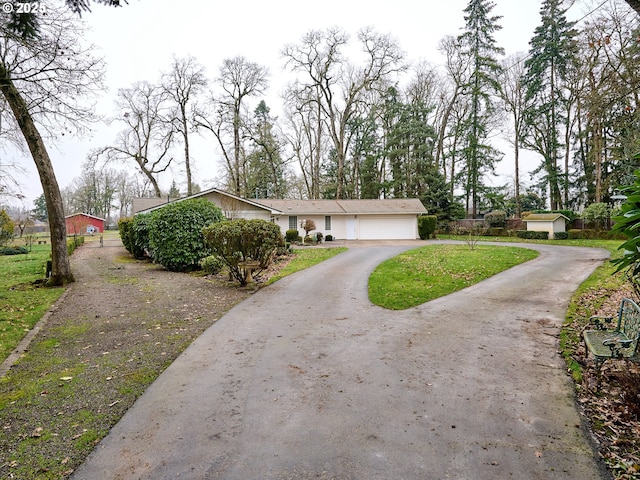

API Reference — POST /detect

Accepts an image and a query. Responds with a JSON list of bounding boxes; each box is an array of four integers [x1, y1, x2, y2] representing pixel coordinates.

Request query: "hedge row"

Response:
[[119, 199, 224, 272]]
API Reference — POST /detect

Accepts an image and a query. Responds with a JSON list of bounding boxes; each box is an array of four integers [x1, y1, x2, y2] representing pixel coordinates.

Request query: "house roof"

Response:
[[65, 213, 105, 222], [523, 213, 569, 222], [133, 189, 278, 215], [255, 198, 427, 215], [133, 189, 427, 217]]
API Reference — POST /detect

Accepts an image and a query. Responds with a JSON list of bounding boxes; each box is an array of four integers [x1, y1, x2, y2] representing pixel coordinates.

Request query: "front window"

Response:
[[289, 216, 298, 230], [325, 216, 332, 231]]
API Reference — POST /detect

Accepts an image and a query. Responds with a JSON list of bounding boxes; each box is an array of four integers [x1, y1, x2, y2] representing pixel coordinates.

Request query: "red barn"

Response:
[[65, 213, 105, 235]]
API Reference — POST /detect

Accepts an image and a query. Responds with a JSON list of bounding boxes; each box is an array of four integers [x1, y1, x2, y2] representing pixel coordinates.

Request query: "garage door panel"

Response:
[[358, 216, 415, 240]]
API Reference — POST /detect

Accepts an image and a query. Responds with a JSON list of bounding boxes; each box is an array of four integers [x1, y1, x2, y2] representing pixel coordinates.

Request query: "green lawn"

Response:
[[264, 247, 347, 285], [368, 243, 539, 310], [0, 241, 64, 362]]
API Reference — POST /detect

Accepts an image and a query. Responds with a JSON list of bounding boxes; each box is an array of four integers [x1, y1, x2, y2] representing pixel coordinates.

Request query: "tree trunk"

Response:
[[0, 65, 74, 285], [181, 105, 193, 196]]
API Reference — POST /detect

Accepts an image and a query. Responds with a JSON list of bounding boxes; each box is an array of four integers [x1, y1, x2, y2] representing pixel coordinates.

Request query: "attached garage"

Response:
[[259, 198, 427, 241]]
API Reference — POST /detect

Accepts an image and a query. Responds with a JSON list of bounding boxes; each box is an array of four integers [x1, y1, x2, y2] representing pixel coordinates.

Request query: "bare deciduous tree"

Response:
[[0, 7, 105, 285], [95, 81, 174, 197], [195, 56, 269, 196], [161, 55, 207, 196], [283, 27, 406, 199]]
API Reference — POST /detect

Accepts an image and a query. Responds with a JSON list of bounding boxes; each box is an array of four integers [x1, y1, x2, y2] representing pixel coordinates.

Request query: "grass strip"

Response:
[[369, 244, 539, 310]]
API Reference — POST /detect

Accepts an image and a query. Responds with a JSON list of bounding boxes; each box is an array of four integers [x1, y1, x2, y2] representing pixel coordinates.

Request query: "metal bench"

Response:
[[583, 298, 640, 371]]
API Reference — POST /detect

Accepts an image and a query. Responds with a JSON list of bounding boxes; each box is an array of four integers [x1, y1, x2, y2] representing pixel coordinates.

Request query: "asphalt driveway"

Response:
[[72, 241, 611, 480]]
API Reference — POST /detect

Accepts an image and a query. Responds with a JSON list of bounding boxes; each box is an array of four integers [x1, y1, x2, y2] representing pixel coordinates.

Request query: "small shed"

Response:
[[523, 213, 569, 239], [65, 213, 105, 235]]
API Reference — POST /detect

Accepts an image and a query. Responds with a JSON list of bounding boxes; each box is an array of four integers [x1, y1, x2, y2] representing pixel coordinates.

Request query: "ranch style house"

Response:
[[133, 188, 427, 241]]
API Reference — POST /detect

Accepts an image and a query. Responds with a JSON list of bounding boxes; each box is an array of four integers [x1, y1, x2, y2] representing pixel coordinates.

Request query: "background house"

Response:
[[134, 189, 427, 241], [523, 213, 569, 239], [65, 213, 105, 235]]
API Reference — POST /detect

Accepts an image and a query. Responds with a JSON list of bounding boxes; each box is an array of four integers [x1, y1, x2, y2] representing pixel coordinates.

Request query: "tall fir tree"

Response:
[[521, 0, 578, 210], [457, 0, 505, 217]]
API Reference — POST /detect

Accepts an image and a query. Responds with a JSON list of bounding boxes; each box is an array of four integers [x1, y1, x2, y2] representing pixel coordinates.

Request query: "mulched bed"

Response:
[[566, 285, 640, 479]]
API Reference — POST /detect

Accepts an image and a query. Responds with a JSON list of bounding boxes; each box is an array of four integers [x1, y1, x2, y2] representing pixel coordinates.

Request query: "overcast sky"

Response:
[[16, 0, 573, 206]]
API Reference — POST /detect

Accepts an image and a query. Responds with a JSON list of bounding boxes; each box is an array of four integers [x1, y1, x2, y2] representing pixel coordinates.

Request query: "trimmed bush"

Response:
[[0, 246, 28, 255], [325, 234, 333, 241], [67, 236, 84, 255], [418, 215, 437, 240], [147, 199, 224, 272], [567, 228, 597, 240], [516, 230, 549, 240], [132, 213, 152, 259], [285, 229, 301, 243], [118, 217, 134, 254], [200, 255, 224, 275], [202, 218, 284, 286], [553, 231, 569, 240], [484, 210, 507, 228]]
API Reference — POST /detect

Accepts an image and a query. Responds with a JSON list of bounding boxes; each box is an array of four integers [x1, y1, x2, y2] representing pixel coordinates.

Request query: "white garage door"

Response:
[[358, 216, 416, 240]]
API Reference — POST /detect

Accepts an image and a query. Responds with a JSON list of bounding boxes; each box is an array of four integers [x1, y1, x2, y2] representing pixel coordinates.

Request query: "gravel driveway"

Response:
[[72, 241, 611, 480]]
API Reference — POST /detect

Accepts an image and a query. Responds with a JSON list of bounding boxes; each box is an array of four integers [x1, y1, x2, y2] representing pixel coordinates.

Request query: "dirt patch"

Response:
[[0, 237, 250, 479]]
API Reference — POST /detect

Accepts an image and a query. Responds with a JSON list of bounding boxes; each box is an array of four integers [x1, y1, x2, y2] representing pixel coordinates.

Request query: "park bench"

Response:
[[583, 297, 640, 371]]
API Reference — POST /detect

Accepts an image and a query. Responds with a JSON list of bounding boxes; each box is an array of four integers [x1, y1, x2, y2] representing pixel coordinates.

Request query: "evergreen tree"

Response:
[[245, 101, 286, 198], [521, 0, 578, 210], [457, 0, 505, 217]]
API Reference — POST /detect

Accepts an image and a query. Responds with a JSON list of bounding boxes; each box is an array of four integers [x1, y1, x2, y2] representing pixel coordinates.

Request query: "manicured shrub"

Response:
[[325, 234, 333, 241], [202, 218, 284, 286], [118, 217, 134, 254], [132, 213, 152, 259], [67, 236, 84, 255], [484, 210, 507, 228], [516, 230, 549, 240], [148, 198, 224, 272], [418, 215, 437, 240], [285, 229, 301, 243], [0, 246, 28, 255], [200, 255, 224, 275], [567, 228, 597, 239], [553, 231, 569, 240], [315, 232, 323, 242]]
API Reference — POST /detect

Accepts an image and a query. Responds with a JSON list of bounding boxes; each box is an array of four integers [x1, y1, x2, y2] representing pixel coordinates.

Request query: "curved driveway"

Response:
[[72, 241, 611, 480]]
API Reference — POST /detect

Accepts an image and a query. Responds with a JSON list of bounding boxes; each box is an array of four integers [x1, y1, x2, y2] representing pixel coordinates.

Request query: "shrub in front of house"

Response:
[[418, 215, 437, 240], [554, 231, 569, 240], [202, 218, 284, 286], [148, 198, 224, 272], [285, 229, 301, 243], [200, 255, 225, 275], [132, 213, 152, 259], [118, 217, 134, 254], [325, 234, 333, 241]]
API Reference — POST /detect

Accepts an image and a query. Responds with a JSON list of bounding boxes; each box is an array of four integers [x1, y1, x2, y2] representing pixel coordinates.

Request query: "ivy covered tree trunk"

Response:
[[0, 64, 74, 286]]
